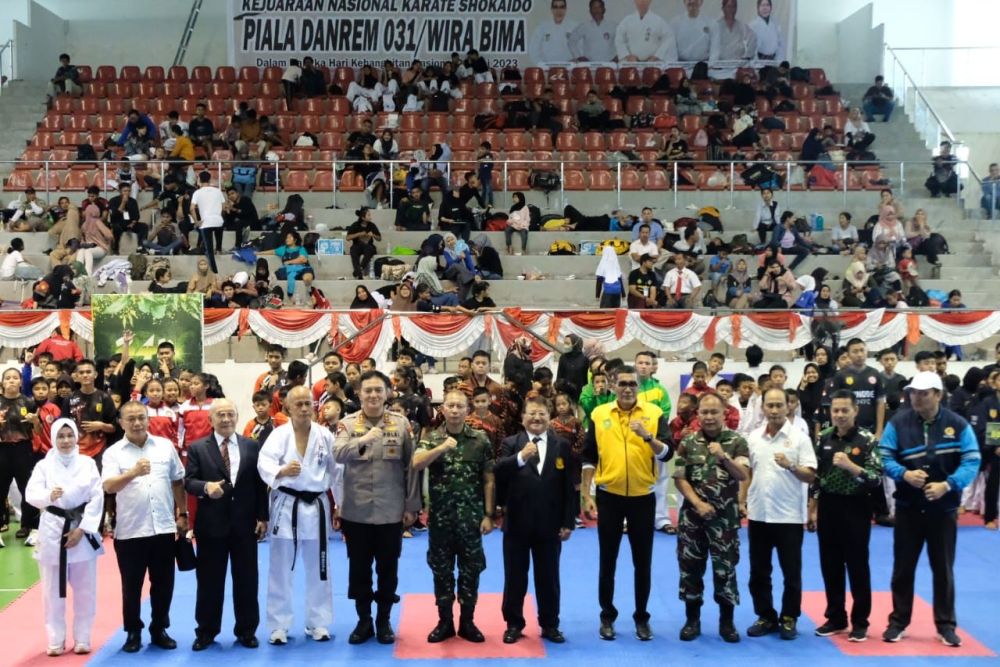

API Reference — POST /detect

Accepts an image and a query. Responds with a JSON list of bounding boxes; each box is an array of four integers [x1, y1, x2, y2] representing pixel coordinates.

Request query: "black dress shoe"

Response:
[[457, 619, 485, 643], [122, 631, 142, 653], [348, 618, 375, 645], [375, 620, 396, 645], [427, 620, 456, 643], [192, 636, 215, 651], [236, 635, 259, 648], [599, 620, 616, 641], [502, 627, 523, 644], [635, 621, 653, 641], [150, 630, 177, 650], [540, 627, 565, 643], [14, 527, 28, 539]]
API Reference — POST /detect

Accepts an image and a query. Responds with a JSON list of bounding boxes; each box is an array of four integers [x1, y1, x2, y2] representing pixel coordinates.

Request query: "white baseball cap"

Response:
[[232, 271, 249, 287], [906, 371, 943, 392]]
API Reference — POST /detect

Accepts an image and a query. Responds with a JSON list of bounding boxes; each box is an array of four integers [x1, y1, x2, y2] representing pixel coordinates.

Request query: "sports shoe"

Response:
[[848, 628, 868, 642], [308, 627, 331, 641], [814, 621, 848, 637], [47, 646, 63, 656], [0, 534, 5, 548], [73, 643, 91, 654], [746, 617, 778, 637], [411, 519, 427, 532], [779, 616, 798, 640], [937, 628, 962, 647], [269, 629, 288, 645], [882, 625, 905, 642], [24, 529, 38, 547]]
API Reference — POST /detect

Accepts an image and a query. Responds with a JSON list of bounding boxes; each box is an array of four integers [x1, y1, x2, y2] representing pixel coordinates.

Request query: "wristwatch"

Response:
[[177, 512, 189, 517], [642, 435, 653, 443]]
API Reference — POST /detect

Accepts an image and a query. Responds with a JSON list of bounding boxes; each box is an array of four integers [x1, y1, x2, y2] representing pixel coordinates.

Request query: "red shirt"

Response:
[[146, 403, 179, 449], [32, 402, 62, 454], [177, 397, 213, 450], [34, 335, 84, 362]]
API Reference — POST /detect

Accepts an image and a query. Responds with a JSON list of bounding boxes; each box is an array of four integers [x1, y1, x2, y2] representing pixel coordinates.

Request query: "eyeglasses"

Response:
[[617, 381, 638, 388]]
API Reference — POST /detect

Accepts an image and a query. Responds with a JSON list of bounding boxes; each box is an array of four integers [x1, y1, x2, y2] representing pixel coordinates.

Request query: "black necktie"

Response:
[[532, 436, 543, 471]]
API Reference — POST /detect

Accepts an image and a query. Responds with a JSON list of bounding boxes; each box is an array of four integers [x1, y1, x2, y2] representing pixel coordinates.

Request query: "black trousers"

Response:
[[870, 479, 891, 517], [984, 450, 999, 524], [748, 521, 804, 620], [114, 533, 176, 633], [194, 530, 259, 639], [596, 489, 655, 623], [349, 241, 376, 278], [0, 441, 39, 531], [889, 506, 958, 631], [501, 531, 562, 630], [199, 227, 220, 274], [340, 519, 403, 607], [817, 494, 872, 628]]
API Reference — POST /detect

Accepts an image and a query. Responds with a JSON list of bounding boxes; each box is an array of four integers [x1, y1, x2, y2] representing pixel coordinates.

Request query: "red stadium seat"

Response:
[[634, 131, 659, 150], [35, 170, 63, 192], [262, 67, 283, 82], [397, 132, 421, 151], [583, 132, 606, 151], [142, 66, 164, 83], [234, 82, 257, 99], [530, 131, 553, 151], [792, 82, 811, 99], [95, 66, 117, 82], [451, 133, 476, 151], [425, 113, 447, 131], [322, 115, 345, 132], [680, 115, 703, 134], [64, 114, 88, 131], [58, 131, 89, 147], [549, 82, 569, 98], [83, 82, 106, 98], [340, 170, 364, 191], [319, 132, 343, 151], [563, 169, 586, 190], [207, 82, 232, 98], [136, 81, 161, 98], [105, 82, 133, 99], [620, 168, 642, 191], [273, 115, 297, 134], [62, 170, 94, 191], [311, 171, 335, 191], [547, 67, 568, 82], [333, 67, 354, 86], [100, 98, 126, 114], [76, 65, 93, 83], [259, 81, 281, 98], [18, 149, 47, 169], [651, 97, 675, 115], [606, 131, 630, 151], [426, 130, 448, 146], [119, 66, 140, 83], [644, 169, 669, 190], [300, 116, 322, 133], [40, 114, 63, 131], [523, 67, 544, 83], [300, 98, 328, 115], [588, 169, 614, 190], [283, 170, 311, 191], [641, 67, 662, 88], [191, 66, 212, 83], [618, 67, 640, 87], [476, 83, 497, 98], [5, 170, 35, 190], [215, 66, 236, 83], [167, 66, 188, 82], [52, 97, 74, 113], [506, 170, 530, 190], [315, 151, 336, 170], [451, 115, 474, 132], [571, 67, 592, 84], [505, 132, 529, 151], [626, 97, 647, 115], [556, 133, 582, 151], [478, 131, 502, 151], [238, 66, 260, 83], [531, 151, 556, 171], [594, 67, 616, 87]]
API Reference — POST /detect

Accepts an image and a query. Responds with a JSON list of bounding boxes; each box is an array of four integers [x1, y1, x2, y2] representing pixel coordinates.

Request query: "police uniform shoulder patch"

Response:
[[555, 456, 565, 470], [943, 426, 955, 438], [845, 376, 854, 386]]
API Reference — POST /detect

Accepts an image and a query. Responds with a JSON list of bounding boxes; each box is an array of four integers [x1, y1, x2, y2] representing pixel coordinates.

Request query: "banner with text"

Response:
[[228, 0, 796, 71]]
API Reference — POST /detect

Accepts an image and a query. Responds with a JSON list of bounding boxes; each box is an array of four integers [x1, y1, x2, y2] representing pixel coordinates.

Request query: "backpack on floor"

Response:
[[597, 238, 630, 255], [144, 257, 170, 281], [548, 240, 577, 256], [127, 253, 147, 281]]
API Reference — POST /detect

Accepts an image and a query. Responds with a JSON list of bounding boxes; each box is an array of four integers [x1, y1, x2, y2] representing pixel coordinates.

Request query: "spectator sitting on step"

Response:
[[142, 209, 183, 256], [656, 127, 692, 168], [74, 204, 112, 275], [504, 192, 531, 255], [106, 159, 139, 200], [421, 142, 452, 193], [208, 280, 241, 308], [531, 88, 563, 139], [661, 253, 702, 309], [629, 223, 660, 271], [47, 53, 82, 104], [872, 204, 906, 249], [829, 211, 859, 254], [753, 258, 799, 309], [347, 64, 390, 113], [148, 266, 187, 294], [462, 281, 497, 312], [187, 256, 221, 301], [844, 108, 875, 154], [439, 186, 473, 241], [982, 162, 1000, 219], [415, 245, 461, 307], [631, 207, 666, 248], [116, 108, 159, 149], [443, 232, 476, 274], [108, 182, 145, 254], [5, 187, 49, 232], [223, 187, 258, 247], [0, 238, 44, 281], [122, 123, 153, 161], [221, 114, 242, 152], [394, 185, 431, 231], [925, 141, 960, 198], [469, 235, 503, 280], [47, 197, 80, 268], [259, 115, 284, 148], [236, 109, 268, 158], [862, 75, 894, 122], [465, 49, 495, 84], [256, 231, 314, 302], [168, 125, 195, 163], [730, 107, 761, 150], [576, 90, 610, 132]]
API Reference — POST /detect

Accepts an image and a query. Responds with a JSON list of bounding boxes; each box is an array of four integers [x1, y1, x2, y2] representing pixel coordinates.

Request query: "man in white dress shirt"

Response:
[[257, 385, 341, 646], [671, 0, 713, 62], [571, 0, 618, 63], [742, 388, 816, 641], [528, 0, 578, 65], [661, 253, 702, 308], [616, 0, 679, 63], [102, 401, 187, 653], [709, 0, 757, 69]]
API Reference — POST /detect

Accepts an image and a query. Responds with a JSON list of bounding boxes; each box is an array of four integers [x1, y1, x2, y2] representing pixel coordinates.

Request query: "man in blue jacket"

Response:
[[879, 372, 980, 648]]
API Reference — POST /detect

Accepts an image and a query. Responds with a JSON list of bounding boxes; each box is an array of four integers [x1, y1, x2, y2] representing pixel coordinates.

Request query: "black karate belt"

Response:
[[758, 52, 777, 60], [277, 486, 327, 581], [45, 503, 100, 598]]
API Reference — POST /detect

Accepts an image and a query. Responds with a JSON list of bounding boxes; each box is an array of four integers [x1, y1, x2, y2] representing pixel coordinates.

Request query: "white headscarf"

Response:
[[796, 275, 816, 293], [595, 246, 622, 283], [48, 417, 80, 467]]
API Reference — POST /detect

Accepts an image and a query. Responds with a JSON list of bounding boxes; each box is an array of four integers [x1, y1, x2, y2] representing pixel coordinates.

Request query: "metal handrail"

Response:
[[3, 156, 970, 213], [0, 40, 13, 96]]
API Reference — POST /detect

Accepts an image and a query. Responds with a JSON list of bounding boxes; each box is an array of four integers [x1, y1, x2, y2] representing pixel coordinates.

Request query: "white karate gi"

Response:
[[25, 433, 104, 650], [257, 422, 342, 635]]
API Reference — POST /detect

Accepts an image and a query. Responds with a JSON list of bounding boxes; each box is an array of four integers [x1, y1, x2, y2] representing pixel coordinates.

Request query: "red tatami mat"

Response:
[[801, 591, 996, 657], [394, 592, 546, 659]]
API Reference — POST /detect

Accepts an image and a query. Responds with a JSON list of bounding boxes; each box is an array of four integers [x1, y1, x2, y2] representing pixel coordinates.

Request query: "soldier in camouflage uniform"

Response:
[[673, 392, 750, 643], [413, 390, 495, 644]]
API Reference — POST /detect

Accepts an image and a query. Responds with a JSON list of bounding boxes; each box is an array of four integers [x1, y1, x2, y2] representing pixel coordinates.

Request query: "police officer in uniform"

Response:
[[333, 371, 421, 645], [674, 393, 749, 643], [413, 390, 495, 643], [810, 390, 882, 642]]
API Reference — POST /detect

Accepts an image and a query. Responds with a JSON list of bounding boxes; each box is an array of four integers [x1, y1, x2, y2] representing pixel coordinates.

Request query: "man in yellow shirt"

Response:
[[582, 365, 673, 642]]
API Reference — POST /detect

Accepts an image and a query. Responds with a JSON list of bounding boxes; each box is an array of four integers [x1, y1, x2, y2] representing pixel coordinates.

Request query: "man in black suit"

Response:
[[184, 398, 269, 650], [494, 395, 576, 644]]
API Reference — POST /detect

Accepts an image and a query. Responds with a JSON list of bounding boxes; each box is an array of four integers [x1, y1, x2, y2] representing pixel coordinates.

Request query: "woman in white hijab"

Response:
[[595, 246, 624, 308], [25, 418, 104, 656]]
